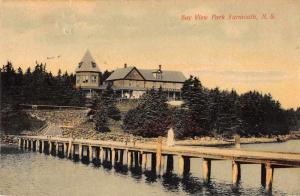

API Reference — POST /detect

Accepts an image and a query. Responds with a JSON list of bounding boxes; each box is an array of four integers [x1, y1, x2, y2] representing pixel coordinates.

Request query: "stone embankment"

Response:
[[3, 107, 299, 146]]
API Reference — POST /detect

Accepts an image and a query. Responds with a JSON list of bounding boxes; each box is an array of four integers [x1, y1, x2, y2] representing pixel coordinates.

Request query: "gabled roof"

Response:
[[75, 50, 100, 72], [106, 66, 136, 80], [106, 66, 186, 82]]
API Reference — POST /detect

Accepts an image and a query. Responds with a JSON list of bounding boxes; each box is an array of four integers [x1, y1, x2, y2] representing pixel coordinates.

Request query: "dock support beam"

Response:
[[49, 141, 52, 155], [79, 144, 82, 160], [156, 137, 162, 175], [202, 158, 211, 182], [99, 147, 104, 164], [18, 138, 22, 148], [67, 139, 73, 158], [265, 163, 274, 192], [35, 140, 38, 151], [42, 141, 44, 153], [89, 145, 93, 162], [23, 139, 26, 148], [63, 143, 67, 157], [127, 150, 132, 167], [111, 148, 116, 166], [55, 142, 59, 155], [232, 160, 241, 186], [31, 140, 34, 151], [178, 155, 184, 176], [142, 152, 147, 170]]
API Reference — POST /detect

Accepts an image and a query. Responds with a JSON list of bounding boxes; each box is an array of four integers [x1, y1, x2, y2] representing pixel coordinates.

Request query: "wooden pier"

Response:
[[18, 136, 300, 192]]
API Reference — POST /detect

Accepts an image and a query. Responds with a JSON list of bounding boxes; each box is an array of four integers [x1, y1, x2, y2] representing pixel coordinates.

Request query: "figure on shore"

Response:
[[167, 128, 175, 147]]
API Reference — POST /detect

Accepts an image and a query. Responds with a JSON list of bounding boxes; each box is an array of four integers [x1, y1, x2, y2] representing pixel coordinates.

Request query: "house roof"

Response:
[[106, 66, 186, 82], [75, 50, 100, 73]]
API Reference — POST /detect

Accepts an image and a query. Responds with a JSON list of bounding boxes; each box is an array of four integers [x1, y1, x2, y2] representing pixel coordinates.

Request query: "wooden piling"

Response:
[[202, 158, 211, 182], [142, 152, 147, 170], [23, 139, 26, 148], [178, 155, 184, 176], [18, 138, 22, 148], [71, 144, 74, 158], [127, 150, 132, 167], [99, 147, 104, 164], [55, 142, 59, 155], [265, 163, 274, 192], [49, 141, 52, 155], [63, 143, 67, 156], [232, 160, 241, 186], [31, 140, 34, 151], [89, 145, 93, 162], [111, 148, 116, 166], [79, 144, 83, 160], [67, 139, 73, 158], [35, 140, 39, 151], [156, 136, 163, 175], [41, 141, 44, 153]]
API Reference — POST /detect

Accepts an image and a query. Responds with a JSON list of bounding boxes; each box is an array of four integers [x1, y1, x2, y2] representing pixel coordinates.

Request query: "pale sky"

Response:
[[0, 0, 299, 109]]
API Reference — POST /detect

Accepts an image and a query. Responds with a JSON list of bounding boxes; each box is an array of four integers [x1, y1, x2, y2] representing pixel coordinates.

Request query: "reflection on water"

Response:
[[0, 140, 300, 195]]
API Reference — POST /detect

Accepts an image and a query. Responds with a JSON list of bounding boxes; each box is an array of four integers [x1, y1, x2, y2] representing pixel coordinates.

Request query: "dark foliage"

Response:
[[89, 84, 121, 132], [1, 61, 86, 106], [123, 88, 171, 137], [175, 76, 298, 138]]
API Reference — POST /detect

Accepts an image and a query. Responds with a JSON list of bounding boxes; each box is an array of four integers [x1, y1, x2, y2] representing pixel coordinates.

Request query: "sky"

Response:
[[0, 0, 299, 109]]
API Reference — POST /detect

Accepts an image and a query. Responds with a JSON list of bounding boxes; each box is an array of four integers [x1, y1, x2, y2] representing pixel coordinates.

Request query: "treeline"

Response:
[[1, 61, 83, 106], [0, 61, 111, 134], [1, 61, 112, 106], [123, 76, 300, 138]]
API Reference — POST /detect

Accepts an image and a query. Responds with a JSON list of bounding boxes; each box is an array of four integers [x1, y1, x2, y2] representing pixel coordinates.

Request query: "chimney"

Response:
[[124, 63, 127, 68], [158, 64, 162, 71]]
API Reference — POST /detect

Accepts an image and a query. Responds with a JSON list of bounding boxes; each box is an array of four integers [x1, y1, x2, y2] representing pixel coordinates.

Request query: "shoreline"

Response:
[[1, 134, 299, 147]]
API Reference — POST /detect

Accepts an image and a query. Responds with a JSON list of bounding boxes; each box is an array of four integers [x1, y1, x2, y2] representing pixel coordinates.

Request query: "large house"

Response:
[[103, 64, 186, 99], [75, 51, 187, 99]]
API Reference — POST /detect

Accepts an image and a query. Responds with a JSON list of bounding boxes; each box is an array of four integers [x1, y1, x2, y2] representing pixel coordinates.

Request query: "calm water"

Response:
[[1, 140, 300, 196]]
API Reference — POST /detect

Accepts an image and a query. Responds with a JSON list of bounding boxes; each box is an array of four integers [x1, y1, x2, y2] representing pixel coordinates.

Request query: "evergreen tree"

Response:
[[123, 88, 171, 137], [179, 76, 210, 136], [91, 85, 121, 132]]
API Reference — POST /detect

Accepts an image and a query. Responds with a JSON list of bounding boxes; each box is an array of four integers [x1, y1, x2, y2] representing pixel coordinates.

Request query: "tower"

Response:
[[75, 50, 101, 97]]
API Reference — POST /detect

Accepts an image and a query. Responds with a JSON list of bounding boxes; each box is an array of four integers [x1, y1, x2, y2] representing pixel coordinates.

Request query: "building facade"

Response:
[[103, 64, 186, 99]]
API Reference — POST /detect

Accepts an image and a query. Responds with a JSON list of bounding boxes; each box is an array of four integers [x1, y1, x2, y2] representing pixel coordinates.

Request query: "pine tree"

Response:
[[91, 85, 121, 132]]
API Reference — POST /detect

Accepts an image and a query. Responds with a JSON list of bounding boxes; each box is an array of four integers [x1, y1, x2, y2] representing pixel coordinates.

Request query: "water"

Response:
[[1, 140, 300, 196]]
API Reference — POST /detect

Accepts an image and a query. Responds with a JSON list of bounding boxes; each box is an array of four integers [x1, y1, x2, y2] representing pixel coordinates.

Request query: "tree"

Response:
[[177, 76, 210, 137], [90, 85, 121, 132], [123, 88, 171, 137]]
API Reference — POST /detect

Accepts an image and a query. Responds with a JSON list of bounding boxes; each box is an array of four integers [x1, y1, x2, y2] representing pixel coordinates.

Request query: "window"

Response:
[[91, 75, 97, 83], [82, 75, 89, 83], [76, 76, 80, 83]]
